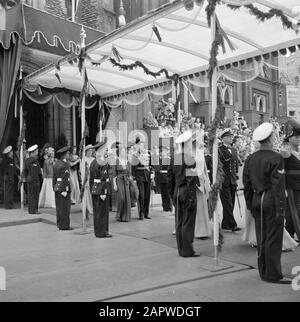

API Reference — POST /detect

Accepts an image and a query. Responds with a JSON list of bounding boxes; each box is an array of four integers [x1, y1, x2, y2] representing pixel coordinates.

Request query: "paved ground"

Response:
[[0, 192, 299, 302]]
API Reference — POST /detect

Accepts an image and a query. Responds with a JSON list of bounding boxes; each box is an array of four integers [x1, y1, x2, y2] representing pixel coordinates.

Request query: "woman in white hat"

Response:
[[38, 147, 56, 209], [80, 144, 95, 219]]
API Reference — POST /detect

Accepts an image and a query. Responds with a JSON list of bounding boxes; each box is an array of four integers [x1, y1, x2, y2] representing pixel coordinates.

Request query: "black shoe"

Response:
[[232, 227, 242, 232], [60, 227, 74, 231], [139, 217, 144, 220], [265, 277, 292, 284], [144, 216, 151, 219]]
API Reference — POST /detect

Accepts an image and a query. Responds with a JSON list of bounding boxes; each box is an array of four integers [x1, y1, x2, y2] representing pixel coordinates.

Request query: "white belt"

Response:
[[160, 170, 168, 173], [57, 178, 62, 182], [94, 179, 101, 183]]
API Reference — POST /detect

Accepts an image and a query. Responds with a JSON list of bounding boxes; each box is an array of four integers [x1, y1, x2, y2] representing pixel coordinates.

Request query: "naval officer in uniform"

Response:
[[2, 146, 17, 209], [168, 131, 199, 257], [90, 141, 113, 238], [53, 146, 72, 230], [23, 145, 42, 214], [219, 129, 241, 232], [243, 122, 291, 284]]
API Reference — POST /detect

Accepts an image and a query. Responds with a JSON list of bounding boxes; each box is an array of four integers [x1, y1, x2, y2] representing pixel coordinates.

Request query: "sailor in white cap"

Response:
[[167, 130, 199, 257], [2, 145, 17, 209], [243, 122, 291, 284], [218, 128, 241, 232], [23, 144, 42, 214], [80, 144, 95, 220]]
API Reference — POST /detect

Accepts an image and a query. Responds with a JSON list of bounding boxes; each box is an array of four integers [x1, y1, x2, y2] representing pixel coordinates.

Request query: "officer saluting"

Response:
[[243, 123, 291, 284], [90, 140, 113, 238], [219, 129, 241, 232], [53, 146, 72, 230], [2, 146, 17, 209], [23, 145, 42, 214], [168, 131, 199, 257]]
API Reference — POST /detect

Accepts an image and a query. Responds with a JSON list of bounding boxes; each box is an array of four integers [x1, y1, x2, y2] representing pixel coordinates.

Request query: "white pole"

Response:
[[99, 100, 103, 142], [80, 26, 87, 233], [72, 102, 76, 147], [19, 66, 24, 211], [210, 12, 220, 267], [72, 0, 76, 22]]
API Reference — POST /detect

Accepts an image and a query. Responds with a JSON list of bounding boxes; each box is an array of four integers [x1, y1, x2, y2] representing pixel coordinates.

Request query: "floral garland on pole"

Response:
[[207, 102, 225, 252]]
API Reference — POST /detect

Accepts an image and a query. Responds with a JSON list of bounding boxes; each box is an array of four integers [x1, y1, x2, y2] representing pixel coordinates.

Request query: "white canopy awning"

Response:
[[24, 0, 300, 99]]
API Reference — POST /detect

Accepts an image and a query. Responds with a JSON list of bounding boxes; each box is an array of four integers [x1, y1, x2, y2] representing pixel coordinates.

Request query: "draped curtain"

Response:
[[0, 36, 22, 149]]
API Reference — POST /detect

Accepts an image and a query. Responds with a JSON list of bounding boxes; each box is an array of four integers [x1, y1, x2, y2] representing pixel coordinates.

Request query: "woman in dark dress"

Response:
[[113, 145, 132, 222]]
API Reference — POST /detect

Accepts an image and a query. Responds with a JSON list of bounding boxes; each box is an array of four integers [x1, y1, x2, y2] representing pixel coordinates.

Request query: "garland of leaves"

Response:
[[227, 4, 298, 33], [207, 102, 225, 252], [109, 58, 180, 85]]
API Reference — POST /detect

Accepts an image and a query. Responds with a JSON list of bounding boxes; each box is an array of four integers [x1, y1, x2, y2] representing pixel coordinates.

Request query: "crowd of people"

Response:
[[1, 108, 300, 284]]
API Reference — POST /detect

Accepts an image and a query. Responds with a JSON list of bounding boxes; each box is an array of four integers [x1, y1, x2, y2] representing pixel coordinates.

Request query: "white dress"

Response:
[[39, 158, 56, 208], [82, 156, 94, 215], [242, 209, 299, 251], [194, 150, 212, 238]]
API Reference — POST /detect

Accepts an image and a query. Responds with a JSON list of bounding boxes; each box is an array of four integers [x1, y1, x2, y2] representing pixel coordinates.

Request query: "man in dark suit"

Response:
[[218, 129, 241, 232], [168, 131, 199, 257], [53, 146, 72, 231]]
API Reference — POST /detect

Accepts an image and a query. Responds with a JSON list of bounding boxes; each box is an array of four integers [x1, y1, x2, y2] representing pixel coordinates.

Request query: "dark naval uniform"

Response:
[[24, 156, 42, 214], [168, 152, 198, 257], [158, 155, 172, 212], [219, 144, 239, 230], [243, 149, 286, 282], [90, 158, 113, 237], [131, 154, 151, 219], [53, 159, 71, 230], [1, 155, 17, 209]]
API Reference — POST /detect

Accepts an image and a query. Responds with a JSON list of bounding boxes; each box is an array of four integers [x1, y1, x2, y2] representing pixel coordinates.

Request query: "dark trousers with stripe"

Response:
[[136, 180, 151, 218], [252, 191, 284, 282], [55, 192, 71, 230], [174, 186, 196, 257], [92, 195, 109, 237], [220, 183, 237, 230], [4, 178, 14, 209], [160, 182, 172, 211], [28, 182, 40, 214]]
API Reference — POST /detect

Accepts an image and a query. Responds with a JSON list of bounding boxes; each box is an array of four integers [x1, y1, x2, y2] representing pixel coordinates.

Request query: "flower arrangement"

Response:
[[143, 112, 159, 129]]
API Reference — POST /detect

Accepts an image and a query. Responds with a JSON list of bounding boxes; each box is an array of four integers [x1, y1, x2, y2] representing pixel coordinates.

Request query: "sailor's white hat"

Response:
[[175, 131, 192, 144], [2, 145, 12, 154], [28, 144, 38, 153], [253, 122, 273, 142]]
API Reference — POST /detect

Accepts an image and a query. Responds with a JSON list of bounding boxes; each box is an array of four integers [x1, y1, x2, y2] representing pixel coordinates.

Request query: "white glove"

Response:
[[100, 195, 106, 201], [61, 191, 67, 198]]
